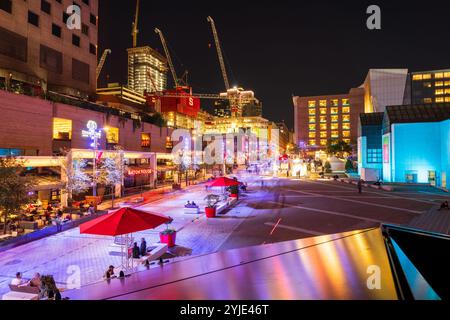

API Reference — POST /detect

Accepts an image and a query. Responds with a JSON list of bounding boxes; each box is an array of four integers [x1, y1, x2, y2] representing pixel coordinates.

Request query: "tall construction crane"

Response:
[[207, 16, 230, 91], [131, 0, 140, 48], [96, 49, 111, 81], [155, 28, 179, 88]]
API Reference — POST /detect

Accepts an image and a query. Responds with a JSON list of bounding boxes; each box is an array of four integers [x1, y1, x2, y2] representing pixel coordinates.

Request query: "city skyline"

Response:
[[98, 0, 450, 128]]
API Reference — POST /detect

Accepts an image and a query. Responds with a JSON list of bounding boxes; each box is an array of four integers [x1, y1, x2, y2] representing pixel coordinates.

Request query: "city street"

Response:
[[0, 174, 448, 296]]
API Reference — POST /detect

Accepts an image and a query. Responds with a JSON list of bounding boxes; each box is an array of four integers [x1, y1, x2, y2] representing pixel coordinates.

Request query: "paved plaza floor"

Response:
[[0, 174, 449, 296]]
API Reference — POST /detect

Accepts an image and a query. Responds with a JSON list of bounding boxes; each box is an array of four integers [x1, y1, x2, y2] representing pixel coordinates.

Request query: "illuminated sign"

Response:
[[82, 120, 102, 148], [127, 169, 153, 176]]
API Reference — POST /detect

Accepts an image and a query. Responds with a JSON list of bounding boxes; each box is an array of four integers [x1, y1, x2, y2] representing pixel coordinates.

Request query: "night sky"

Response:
[[98, 0, 450, 129]]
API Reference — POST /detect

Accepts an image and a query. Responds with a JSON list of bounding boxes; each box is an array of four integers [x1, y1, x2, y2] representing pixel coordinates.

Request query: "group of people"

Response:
[[11, 272, 61, 300], [132, 238, 148, 259], [184, 201, 198, 208]]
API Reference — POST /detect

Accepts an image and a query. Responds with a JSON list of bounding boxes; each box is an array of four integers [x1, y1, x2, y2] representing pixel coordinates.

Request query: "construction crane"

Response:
[[155, 28, 180, 88], [96, 49, 111, 81], [131, 0, 140, 48], [147, 71, 159, 93], [207, 16, 230, 91]]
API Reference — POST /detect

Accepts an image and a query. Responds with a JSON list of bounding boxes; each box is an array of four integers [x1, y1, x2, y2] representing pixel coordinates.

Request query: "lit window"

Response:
[[331, 115, 339, 122], [445, 97, 450, 102], [435, 73, 444, 79], [308, 108, 316, 115], [105, 127, 119, 144], [436, 97, 444, 103], [330, 107, 338, 114], [445, 88, 450, 94], [320, 108, 327, 115], [444, 72, 450, 78], [309, 116, 316, 123], [445, 81, 450, 86], [435, 89, 444, 95], [342, 131, 350, 138], [320, 131, 327, 138], [309, 124, 316, 131], [435, 81, 443, 87], [331, 131, 339, 138], [320, 124, 327, 131], [308, 101, 316, 108], [412, 74, 423, 80], [423, 98, 432, 104], [342, 106, 350, 113], [331, 123, 339, 130], [423, 82, 432, 88], [319, 100, 327, 107], [141, 133, 151, 148], [422, 74, 432, 80], [343, 139, 351, 144], [342, 123, 350, 130], [342, 99, 349, 106], [309, 132, 316, 138], [342, 115, 350, 122], [331, 99, 339, 106], [320, 116, 327, 123], [320, 139, 327, 146], [309, 139, 316, 146], [53, 118, 72, 140]]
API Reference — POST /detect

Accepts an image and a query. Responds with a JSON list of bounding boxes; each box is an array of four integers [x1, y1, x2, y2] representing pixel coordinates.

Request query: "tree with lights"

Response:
[[98, 156, 122, 208], [62, 159, 91, 207]]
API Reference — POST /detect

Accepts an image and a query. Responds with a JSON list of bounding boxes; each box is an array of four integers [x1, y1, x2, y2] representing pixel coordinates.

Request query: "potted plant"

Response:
[[159, 217, 176, 247], [204, 194, 220, 218], [227, 185, 239, 199]]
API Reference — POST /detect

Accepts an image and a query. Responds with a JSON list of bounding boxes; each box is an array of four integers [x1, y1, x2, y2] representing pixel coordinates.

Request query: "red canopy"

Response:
[[79, 207, 171, 236], [207, 177, 241, 187]]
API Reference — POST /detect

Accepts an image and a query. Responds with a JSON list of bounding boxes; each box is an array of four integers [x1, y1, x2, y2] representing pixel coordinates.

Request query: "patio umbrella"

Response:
[[207, 177, 240, 187], [79, 207, 171, 272]]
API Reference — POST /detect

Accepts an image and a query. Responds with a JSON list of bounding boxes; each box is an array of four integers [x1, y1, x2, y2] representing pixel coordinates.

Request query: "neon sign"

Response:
[[127, 169, 153, 176]]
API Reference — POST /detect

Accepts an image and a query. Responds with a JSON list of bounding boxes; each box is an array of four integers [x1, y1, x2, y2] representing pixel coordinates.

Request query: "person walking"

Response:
[[140, 238, 147, 256], [357, 179, 363, 194]]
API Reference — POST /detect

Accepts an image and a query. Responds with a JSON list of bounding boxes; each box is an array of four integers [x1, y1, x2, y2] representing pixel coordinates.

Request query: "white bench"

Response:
[[215, 201, 228, 215], [228, 197, 238, 206], [133, 243, 168, 265], [2, 291, 39, 300], [184, 207, 200, 214]]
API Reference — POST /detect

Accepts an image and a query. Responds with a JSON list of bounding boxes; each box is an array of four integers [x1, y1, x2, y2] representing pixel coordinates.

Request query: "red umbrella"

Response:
[[79, 207, 171, 236], [207, 177, 241, 187]]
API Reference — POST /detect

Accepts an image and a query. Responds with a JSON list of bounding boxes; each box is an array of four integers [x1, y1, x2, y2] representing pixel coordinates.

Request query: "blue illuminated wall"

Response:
[[390, 121, 450, 186]]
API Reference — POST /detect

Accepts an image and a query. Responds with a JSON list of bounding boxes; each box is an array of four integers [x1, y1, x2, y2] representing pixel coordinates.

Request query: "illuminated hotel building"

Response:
[[127, 46, 168, 94], [293, 87, 364, 150]]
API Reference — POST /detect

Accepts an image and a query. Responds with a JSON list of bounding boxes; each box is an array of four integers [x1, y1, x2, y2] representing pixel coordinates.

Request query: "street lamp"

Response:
[[82, 120, 102, 197]]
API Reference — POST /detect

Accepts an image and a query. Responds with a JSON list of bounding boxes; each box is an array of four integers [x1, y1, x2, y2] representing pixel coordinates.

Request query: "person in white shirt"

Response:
[[11, 272, 26, 286]]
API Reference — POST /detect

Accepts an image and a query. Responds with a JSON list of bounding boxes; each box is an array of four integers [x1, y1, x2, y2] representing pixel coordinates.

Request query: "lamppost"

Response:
[[82, 120, 102, 197]]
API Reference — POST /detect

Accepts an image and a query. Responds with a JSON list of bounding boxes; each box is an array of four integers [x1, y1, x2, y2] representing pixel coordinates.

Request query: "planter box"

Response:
[[230, 193, 238, 199], [205, 207, 216, 218], [160, 231, 176, 248]]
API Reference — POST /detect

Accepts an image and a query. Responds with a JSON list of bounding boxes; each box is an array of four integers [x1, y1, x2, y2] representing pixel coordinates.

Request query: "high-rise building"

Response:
[[292, 87, 365, 150], [220, 88, 261, 117], [403, 69, 450, 105], [0, 0, 99, 97], [214, 99, 231, 118], [127, 46, 168, 95]]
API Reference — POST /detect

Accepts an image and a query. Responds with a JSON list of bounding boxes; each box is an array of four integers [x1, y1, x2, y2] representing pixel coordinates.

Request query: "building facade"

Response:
[[403, 69, 450, 105], [293, 87, 364, 150], [127, 46, 167, 94], [0, 0, 98, 98]]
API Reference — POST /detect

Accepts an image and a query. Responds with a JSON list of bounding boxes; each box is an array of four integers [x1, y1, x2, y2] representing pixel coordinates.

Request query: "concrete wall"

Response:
[[0, 90, 172, 156]]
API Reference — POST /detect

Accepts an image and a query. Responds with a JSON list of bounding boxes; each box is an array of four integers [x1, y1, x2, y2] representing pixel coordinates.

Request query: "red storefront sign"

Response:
[[127, 169, 153, 176]]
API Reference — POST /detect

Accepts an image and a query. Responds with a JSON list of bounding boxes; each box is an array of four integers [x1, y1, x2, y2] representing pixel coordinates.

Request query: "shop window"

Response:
[[320, 139, 327, 146], [367, 149, 382, 163], [320, 108, 327, 115], [331, 131, 339, 138], [308, 132, 316, 138], [308, 101, 316, 108], [320, 124, 327, 131], [309, 124, 316, 131], [331, 115, 339, 123], [342, 99, 350, 106], [319, 100, 327, 107], [342, 115, 350, 122], [105, 127, 119, 144], [309, 116, 316, 123], [342, 131, 351, 138], [141, 133, 151, 148], [320, 131, 327, 138], [53, 118, 72, 140], [320, 116, 327, 123]]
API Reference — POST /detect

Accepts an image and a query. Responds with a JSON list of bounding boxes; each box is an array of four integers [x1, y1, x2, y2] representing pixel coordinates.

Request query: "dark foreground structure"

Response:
[[65, 225, 448, 300]]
